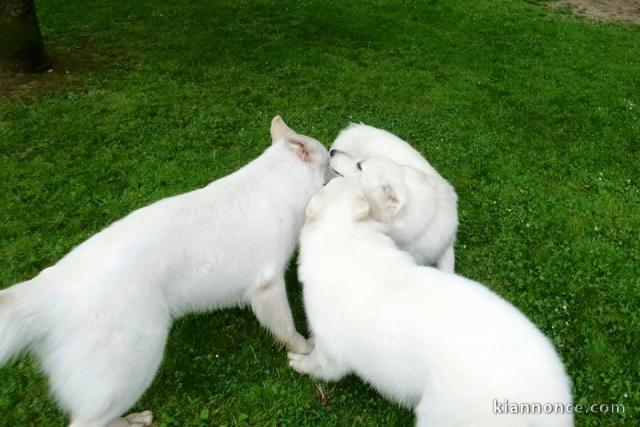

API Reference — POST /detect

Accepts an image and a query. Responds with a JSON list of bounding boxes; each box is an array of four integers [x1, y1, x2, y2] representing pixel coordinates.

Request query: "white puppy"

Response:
[[330, 124, 458, 271], [0, 116, 328, 427], [291, 178, 573, 427]]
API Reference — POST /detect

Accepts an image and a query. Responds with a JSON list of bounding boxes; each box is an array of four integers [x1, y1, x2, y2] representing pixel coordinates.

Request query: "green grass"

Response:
[[1, 0, 639, 425]]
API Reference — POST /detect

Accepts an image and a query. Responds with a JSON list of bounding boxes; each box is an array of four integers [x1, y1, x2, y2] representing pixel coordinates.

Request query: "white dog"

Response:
[[330, 124, 458, 271], [0, 116, 328, 427], [291, 178, 573, 427]]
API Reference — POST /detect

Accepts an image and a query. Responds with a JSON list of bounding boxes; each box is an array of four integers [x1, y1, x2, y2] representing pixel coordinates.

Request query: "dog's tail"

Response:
[[0, 280, 47, 365]]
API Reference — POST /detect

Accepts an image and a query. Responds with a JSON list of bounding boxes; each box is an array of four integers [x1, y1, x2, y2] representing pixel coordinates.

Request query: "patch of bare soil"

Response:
[[1, 53, 84, 102], [0, 68, 57, 101], [552, 0, 640, 24], [0, 46, 123, 104]]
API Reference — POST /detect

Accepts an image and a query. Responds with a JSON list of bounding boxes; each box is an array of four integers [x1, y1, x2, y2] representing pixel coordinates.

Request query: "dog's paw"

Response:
[[124, 410, 154, 426], [288, 334, 314, 355], [107, 411, 154, 427], [288, 351, 314, 375]]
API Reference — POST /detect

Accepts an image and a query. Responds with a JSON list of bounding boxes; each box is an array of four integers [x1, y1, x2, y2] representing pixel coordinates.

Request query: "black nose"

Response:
[[329, 149, 337, 157]]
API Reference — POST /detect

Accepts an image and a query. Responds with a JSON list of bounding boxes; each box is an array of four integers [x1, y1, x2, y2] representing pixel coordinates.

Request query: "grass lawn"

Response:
[[1, 0, 639, 425]]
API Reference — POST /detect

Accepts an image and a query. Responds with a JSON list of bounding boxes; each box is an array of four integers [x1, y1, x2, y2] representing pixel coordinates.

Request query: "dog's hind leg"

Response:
[[436, 243, 455, 273], [250, 275, 312, 354], [49, 321, 169, 427], [63, 336, 164, 427]]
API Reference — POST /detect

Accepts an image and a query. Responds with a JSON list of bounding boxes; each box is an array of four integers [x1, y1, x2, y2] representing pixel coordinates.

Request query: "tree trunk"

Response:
[[0, 0, 50, 72]]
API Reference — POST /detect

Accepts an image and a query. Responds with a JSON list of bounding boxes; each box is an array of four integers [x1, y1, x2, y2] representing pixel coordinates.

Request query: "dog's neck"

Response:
[[303, 218, 392, 252]]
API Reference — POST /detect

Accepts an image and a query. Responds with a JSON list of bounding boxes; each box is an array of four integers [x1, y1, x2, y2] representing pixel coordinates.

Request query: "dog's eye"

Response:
[[356, 161, 362, 170]]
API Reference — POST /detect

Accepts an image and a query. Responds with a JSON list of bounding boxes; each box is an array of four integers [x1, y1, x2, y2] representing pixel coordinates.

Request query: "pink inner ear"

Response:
[[289, 139, 311, 162], [382, 185, 399, 204]]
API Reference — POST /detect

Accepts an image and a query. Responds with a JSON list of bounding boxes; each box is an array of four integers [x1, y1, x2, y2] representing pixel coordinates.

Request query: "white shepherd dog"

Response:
[[330, 124, 458, 271], [0, 116, 328, 427], [291, 177, 573, 427]]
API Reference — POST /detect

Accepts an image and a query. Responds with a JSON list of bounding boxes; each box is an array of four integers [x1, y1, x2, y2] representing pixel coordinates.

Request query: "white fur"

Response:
[[292, 178, 573, 427], [330, 124, 458, 271], [0, 116, 328, 427]]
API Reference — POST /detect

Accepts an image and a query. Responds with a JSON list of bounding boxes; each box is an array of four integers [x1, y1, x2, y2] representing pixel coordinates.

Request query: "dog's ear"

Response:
[[270, 115, 314, 162], [284, 137, 312, 162], [375, 183, 405, 220], [270, 115, 294, 142], [305, 194, 321, 221], [352, 196, 370, 221]]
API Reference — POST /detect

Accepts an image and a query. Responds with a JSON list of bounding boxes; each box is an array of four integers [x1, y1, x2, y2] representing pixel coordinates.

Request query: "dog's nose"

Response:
[[329, 149, 337, 157]]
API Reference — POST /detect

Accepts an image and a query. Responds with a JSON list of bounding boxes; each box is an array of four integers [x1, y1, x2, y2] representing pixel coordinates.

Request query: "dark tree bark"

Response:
[[0, 0, 50, 72]]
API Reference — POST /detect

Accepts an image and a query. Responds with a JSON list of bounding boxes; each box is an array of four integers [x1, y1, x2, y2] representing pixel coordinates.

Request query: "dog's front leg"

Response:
[[249, 276, 312, 354]]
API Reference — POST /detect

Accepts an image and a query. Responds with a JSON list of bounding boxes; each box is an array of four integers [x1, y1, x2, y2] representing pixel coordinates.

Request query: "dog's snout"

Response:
[[329, 149, 337, 157]]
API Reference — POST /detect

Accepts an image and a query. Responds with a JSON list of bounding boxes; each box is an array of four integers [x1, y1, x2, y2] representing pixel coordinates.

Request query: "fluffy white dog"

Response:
[[291, 178, 573, 427], [0, 116, 328, 427], [330, 124, 458, 271]]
